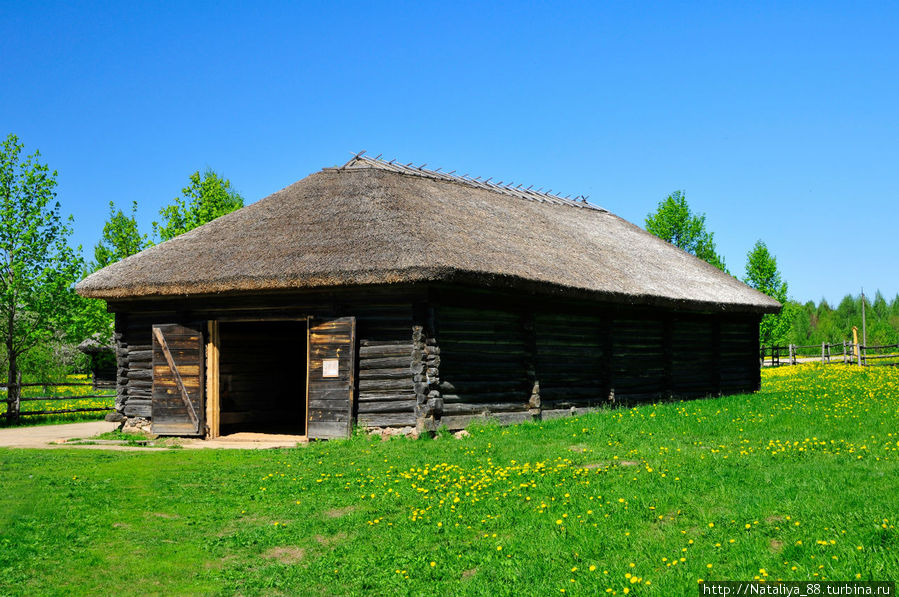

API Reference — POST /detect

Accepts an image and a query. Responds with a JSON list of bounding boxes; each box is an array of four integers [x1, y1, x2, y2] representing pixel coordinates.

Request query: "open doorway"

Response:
[[217, 320, 307, 435]]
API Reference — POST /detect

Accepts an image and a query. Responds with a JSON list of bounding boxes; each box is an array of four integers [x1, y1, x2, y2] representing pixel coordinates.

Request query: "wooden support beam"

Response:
[[205, 320, 220, 439]]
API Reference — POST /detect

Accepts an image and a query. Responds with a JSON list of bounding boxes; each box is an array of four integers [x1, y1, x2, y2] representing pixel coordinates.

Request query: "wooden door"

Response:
[[151, 323, 205, 436], [307, 316, 356, 439]]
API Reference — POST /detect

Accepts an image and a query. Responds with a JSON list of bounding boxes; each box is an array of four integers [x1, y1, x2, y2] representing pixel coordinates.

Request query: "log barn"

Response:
[[76, 155, 780, 440]]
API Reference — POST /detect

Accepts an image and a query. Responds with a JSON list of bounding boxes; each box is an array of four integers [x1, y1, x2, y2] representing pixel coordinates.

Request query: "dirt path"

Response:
[[0, 421, 119, 448], [0, 421, 306, 450]]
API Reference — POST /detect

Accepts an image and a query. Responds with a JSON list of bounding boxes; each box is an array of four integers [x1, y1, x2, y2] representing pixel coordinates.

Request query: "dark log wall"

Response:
[[432, 294, 762, 430], [671, 318, 717, 397], [436, 306, 532, 429], [720, 319, 761, 394], [110, 285, 763, 435], [610, 317, 666, 401], [352, 304, 417, 429], [535, 313, 608, 414]]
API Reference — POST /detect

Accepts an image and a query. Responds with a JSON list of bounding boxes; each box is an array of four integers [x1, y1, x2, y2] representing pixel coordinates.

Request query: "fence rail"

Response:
[[3, 378, 115, 423], [761, 342, 899, 368]]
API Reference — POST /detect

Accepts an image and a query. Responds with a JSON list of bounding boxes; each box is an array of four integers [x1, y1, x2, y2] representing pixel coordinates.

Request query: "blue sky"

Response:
[[2, 1, 897, 304]]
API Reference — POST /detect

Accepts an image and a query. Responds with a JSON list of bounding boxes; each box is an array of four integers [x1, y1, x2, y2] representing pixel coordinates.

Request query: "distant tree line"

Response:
[[783, 293, 899, 348], [0, 132, 243, 385]]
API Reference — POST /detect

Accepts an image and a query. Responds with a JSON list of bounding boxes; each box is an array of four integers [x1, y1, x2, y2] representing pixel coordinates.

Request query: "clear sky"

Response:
[[2, 1, 897, 304]]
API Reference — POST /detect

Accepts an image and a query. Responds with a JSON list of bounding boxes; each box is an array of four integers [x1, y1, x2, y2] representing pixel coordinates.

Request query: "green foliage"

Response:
[[92, 200, 149, 270], [154, 169, 244, 242], [645, 190, 728, 271], [0, 134, 84, 384], [785, 292, 899, 347], [743, 240, 792, 346]]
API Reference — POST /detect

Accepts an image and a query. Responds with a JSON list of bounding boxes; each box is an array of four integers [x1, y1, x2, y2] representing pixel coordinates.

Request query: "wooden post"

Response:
[[205, 320, 220, 438], [821, 342, 826, 364], [852, 326, 861, 366], [842, 340, 847, 364], [789, 344, 796, 366]]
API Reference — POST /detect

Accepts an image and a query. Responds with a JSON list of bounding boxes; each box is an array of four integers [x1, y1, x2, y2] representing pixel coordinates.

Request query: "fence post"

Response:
[[853, 327, 861, 366], [842, 341, 847, 364], [821, 342, 825, 364], [789, 344, 796, 365]]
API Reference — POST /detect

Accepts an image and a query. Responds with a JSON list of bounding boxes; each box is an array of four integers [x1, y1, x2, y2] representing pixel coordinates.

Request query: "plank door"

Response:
[[151, 323, 205, 436], [307, 316, 356, 440]]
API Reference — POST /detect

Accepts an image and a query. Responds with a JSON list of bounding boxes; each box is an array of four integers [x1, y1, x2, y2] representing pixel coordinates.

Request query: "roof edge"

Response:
[[77, 266, 781, 315]]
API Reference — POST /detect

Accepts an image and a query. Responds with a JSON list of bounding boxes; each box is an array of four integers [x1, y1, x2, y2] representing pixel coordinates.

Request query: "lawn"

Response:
[[0, 364, 897, 596]]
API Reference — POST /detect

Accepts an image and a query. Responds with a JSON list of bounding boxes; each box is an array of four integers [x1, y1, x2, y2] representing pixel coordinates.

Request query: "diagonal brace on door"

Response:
[[153, 327, 200, 431]]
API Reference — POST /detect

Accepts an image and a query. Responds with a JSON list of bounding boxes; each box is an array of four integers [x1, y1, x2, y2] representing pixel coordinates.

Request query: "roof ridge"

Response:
[[334, 152, 606, 212]]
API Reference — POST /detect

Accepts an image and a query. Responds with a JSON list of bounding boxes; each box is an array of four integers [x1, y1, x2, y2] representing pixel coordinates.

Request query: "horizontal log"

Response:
[[359, 339, 414, 347], [126, 370, 153, 381], [359, 367, 415, 380], [358, 392, 417, 402], [441, 401, 529, 415], [442, 391, 529, 403], [438, 381, 527, 394], [359, 344, 413, 357], [357, 400, 416, 414], [124, 399, 152, 417], [358, 379, 413, 392], [359, 356, 413, 369], [357, 412, 417, 427], [538, 387, 605, 399]]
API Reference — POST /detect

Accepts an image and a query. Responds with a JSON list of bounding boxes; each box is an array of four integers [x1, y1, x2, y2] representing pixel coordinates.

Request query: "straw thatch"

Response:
[[76, 156, 780, 313]]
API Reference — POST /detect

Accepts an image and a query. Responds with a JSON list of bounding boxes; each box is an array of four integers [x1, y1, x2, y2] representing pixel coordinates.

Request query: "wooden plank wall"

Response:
[[671, 318, 717, 397], [535, 312, 608, 416], [355, 304, 417, 429], [150, 323, 205, 435], [432, 297, 762, 430], [436, 306, 532, 429], [720, 318, 760, 393], [307, 317, 356, 439], [610, 317, 666, 402]]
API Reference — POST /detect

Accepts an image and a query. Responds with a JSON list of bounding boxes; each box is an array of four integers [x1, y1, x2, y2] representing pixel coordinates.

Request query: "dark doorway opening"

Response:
[[218, 320, 307, 435]]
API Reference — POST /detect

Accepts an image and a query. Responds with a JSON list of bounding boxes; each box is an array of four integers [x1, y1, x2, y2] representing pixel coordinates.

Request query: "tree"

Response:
[[0, 134, 83, 420], [743, 240, 791, 346], [155, 169, 244, 242], [93, 200, 149, 270], [644, 190, 728, 271]]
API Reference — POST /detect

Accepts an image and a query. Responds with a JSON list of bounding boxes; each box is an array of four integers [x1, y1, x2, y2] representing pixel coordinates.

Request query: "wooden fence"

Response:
[[3, 379, 115, 424], [760, 342, 899, 368]]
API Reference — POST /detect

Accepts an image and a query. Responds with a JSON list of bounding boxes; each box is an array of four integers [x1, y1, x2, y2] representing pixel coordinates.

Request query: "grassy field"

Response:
[[0, 364, 897, 596], [0, 373, 115, 427]]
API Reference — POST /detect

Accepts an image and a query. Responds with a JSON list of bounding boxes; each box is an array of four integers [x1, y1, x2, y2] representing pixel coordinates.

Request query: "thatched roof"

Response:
[[76, 156, 780, 313]]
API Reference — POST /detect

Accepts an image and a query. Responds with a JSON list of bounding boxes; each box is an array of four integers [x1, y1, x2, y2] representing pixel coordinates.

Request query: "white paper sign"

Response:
[[322, 358, 339, 378]]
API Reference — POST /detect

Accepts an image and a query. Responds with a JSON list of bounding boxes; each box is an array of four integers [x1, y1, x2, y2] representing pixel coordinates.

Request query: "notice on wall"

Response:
[[322, 358, 339, 378]]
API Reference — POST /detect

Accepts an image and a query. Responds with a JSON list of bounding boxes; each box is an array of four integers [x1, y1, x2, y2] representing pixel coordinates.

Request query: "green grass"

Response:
[[1, 364, 897, 596]]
